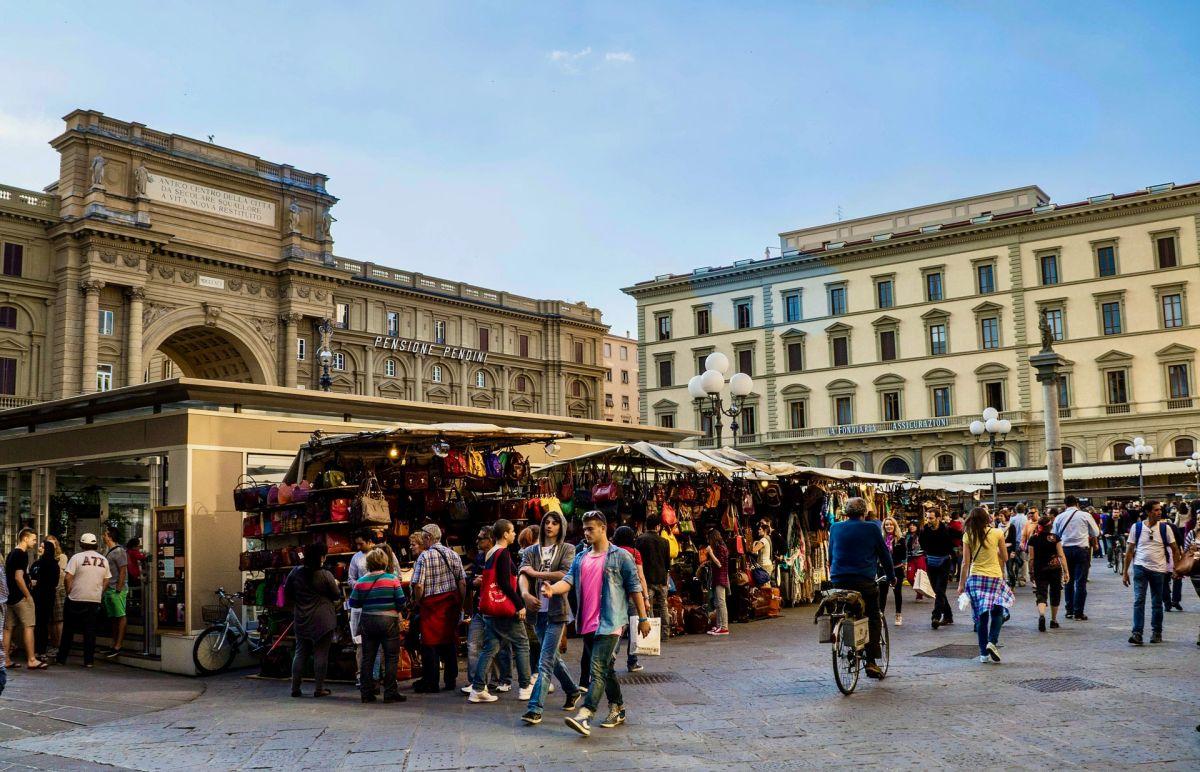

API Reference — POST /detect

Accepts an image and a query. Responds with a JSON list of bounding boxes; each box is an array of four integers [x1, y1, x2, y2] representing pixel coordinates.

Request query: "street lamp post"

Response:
[[316, 318, 334, 392], [1125, 437, 1153, 502], [969, 407, 1012, 511], [688, 352, 755, 448], [1184, 451, 1200, 496]]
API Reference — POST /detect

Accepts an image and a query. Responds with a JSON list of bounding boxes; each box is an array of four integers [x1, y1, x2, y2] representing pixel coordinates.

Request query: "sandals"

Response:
[[28, 661, 49, 670]]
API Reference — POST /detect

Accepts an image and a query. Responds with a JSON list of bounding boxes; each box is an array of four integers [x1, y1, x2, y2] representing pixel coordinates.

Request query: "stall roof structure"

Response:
[[538, 442, 778, 479], [928, 459, 1193, 487]]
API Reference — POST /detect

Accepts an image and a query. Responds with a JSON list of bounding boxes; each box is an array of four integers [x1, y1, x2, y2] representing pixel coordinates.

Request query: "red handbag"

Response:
[[477, 553, 517, 617], [330, 498, 351, 522], [592, 480, 620, 505], [444, 450, 468, 477], [660, 502, 678, 528]]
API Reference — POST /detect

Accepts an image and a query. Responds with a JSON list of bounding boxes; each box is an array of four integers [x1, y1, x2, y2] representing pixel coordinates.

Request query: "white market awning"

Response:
[[931, 459, 1194, 487]]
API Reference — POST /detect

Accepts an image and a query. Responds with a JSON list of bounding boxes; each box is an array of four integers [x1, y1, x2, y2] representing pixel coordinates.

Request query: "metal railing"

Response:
[[1106, 403, 1131, 415]]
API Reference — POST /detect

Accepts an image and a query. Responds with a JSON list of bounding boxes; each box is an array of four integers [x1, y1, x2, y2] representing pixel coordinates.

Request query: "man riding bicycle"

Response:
[[829, 497, 895, 680]]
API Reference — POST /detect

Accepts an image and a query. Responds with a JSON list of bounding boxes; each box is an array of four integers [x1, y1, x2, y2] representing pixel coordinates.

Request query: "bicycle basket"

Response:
[[201, 605, 226, 624]]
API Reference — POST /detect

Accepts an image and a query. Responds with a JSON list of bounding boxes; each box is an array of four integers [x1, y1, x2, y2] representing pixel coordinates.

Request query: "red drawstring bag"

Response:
[[477, 553, 517, 617]]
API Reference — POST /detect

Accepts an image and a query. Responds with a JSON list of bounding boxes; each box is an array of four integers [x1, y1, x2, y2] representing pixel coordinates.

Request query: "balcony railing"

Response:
[[1167, 397, 1194, 410], [0, 396, 38, 410], [1106, 403, 1131, 415]]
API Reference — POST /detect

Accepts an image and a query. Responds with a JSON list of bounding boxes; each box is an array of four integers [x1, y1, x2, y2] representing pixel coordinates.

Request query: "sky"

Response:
[[3, 1, 1200, 335]]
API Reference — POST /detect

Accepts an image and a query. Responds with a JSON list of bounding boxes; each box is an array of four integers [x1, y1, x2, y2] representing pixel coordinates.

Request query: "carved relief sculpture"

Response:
[[133, 163, 150, 197], [91, 153, 106, 188], [252, 317, 278, 346], [143, 302, 178, 328], [202, 303, 222, 327], [287, 198, 301, 233]]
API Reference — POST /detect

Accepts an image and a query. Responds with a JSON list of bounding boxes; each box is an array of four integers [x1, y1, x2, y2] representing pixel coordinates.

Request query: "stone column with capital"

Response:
[[501, 367, 510, 411], [80, 280, 104, 393], [363, 345, 375, 397], [281, 313, 302, 388], [125, 287, 146, 386]]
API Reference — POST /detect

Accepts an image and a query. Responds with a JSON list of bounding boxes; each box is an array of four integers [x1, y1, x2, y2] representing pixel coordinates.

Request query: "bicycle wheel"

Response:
[[832, 619, 860, 695], [878, 615, 890, 679], [193, 625, 240, 675]]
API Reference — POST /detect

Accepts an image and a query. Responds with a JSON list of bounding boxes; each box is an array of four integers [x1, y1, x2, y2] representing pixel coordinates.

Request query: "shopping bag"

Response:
[[628, 616, 661, 656], [913, 568, 934, 599]]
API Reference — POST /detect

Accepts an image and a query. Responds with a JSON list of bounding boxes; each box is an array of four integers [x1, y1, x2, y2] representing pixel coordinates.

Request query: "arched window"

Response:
[[475, 370, 486, 388], [837, 460, 856, 471], [571, 381, 582, 398], [1061, 446, 1075, 465], [384, 359, 396, 377], [1174, 437, 1195, 457], [880, 457, 910, 476], [516, 375, 527, 392], [0, 306, 16, 330], [432, 365, 443, 383], [991, 450, 1008, 468], [936, 453, 955, 472], [1113, 442, 1131, 461]]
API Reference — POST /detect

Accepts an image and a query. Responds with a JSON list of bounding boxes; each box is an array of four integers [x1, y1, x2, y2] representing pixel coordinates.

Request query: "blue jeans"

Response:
[[472, 616, 530, 690], [581, 632, 623, 713], [975, 605, 1004, 656], [1131, 564, 1168, 636], [467, 613, 511, 686], [1062, 546, 1091, 614], [526, 614, 578, 714]]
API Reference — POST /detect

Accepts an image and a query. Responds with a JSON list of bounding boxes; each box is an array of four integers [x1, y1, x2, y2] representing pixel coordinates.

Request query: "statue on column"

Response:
[[90, 153, 107, 188], [1038, 309, 1054, 352], [133, 163, 150, 197], [318, 208, 336, 240], [287, 199, 301, 233]]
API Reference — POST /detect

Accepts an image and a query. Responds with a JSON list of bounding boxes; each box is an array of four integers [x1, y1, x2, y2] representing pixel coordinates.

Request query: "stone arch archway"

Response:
[[143, 308, 276, 385]]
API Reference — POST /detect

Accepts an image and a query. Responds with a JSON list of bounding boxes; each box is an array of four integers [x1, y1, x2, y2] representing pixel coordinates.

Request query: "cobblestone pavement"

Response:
[[0, 563, 1196, 770]]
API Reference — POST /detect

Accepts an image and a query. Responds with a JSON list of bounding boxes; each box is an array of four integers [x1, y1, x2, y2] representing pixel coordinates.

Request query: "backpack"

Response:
[[1133, 521, 1172, 565]]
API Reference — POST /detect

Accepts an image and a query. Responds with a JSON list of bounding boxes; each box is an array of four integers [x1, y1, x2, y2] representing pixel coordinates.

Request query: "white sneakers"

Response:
[[518, 682, 535, 700], [467, 687, 498, 703], [895, 614, 903, 626]]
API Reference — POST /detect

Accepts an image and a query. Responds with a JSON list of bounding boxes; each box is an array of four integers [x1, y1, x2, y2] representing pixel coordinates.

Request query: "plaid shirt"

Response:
[[411, 543, 465, 598]]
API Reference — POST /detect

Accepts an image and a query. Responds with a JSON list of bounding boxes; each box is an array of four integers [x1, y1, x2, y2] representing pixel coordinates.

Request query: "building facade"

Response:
[[0, 110, 608, 418], [601, 332, 640, 424], [625, 183, 1200, 480]]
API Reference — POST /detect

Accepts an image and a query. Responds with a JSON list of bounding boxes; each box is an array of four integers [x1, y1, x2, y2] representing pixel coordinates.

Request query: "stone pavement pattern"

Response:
[[0, 565, 1196, 770]]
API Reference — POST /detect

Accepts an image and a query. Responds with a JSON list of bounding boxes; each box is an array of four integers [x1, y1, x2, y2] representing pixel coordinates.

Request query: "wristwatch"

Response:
[[638, 616, 649, 623]]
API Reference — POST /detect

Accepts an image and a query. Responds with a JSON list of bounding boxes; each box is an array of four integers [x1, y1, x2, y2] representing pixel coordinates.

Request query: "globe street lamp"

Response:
[[1125, 437, 1153, 502], [969, 407, 1012, 511], [316, 318, 334, 392], [688, 352, 755, 448], [1184, 451, 1200, 497]]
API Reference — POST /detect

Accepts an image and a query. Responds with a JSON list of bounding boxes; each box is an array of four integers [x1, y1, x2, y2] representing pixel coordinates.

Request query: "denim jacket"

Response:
[[563, 544, 641, 636]]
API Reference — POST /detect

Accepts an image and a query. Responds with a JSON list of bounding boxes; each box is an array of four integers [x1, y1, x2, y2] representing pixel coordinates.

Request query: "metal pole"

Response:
[[990, 434, 999, 511], [1138, 457, 1145, 501]]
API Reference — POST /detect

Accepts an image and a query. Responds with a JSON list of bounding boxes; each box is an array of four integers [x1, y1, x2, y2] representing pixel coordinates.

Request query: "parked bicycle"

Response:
[[192, 587, 290, 675], [814, 577, 890, 695]]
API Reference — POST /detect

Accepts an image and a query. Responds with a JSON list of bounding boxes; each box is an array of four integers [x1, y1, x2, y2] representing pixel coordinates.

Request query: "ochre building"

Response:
[[0, 110, 607, 418], [601, 331, 640, 424]]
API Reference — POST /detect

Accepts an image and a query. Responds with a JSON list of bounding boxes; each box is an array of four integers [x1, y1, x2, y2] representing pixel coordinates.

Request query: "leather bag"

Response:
[[466, 449, 487, 478], [484, 452, 504, 479], [444, 450, 468, 478], [234, 475, 271, 511], [592, 479, 621, 505], [353, 475, 391, 526], [404, 469, 429, 492], [330, 498, 351, 522]]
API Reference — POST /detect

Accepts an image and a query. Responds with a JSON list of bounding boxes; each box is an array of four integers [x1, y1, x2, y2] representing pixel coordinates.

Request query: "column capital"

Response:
[[124, 286, 147, 302], [281, 312, 304, 325], [80, 280, 105, 295]]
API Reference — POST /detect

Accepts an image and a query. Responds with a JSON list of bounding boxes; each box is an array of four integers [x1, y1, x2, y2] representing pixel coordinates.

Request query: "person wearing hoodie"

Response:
[[518, 512, 582, 725]]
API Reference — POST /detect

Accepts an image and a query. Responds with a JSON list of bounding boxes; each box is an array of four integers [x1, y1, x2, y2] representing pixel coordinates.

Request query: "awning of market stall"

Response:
[[538, 442, 778, 479], [928, 459, 1193, 487], [303, 422, 571, 450], [899, 477, 988, 494]]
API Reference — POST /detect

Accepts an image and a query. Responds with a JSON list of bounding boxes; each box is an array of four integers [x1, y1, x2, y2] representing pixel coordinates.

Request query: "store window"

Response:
[[386, 311, 400, 337], [783, 293, 801, 323], [695, 308, 711, 335], [96, 363, 113, 392], [384, 359, 396, 377], [0, 357, 15, 394], [1155, 233, 1178, 268], [0, 307, 16, 330], [936, 453, 955, 472], [2, 243, 22, 277], [932, 386, 952, 417], [99, 309, 114, 336]]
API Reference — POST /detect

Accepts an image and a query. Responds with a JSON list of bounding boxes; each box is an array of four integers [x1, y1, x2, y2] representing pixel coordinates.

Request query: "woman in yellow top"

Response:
[[956, 506, 1014, 664]]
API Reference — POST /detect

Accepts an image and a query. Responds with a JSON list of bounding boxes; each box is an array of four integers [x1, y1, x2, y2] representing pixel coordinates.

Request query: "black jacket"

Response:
[[636, 531, 672, 587]]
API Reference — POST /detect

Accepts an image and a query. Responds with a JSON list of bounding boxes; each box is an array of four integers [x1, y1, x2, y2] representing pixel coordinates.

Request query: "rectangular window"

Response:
[[335, 302, 350, 329], [1156, 234, 1178, 268], [574, 341, 585, 364], [1169, 364, 1190, 399], [386, 311, 400, 337], [1039, 253, 1059, 285], [621, 370, 629, 384], [605, 369, 613, 382], [2, 244, 22, 277], [0, 357, 14, 394], [735, 301, 752, 329], [0, 307, 15, 329], [828, 287, 846, 316], [1057, 377, 1070, 409], [1162, 293, 1184, 329], [1106, 370, 1128, 404], [619, 346, 628, 361], [737, 349, 753, 376], [788, 400, 807, 430], [621, 395, 629, 409], [96, 363, 113, 392], [519, 334, 529, 358], [695, 308, 710, 335], [832, 336, 849, 367], [1096, 245, 1117, 277], [605, 393, 614, 408], [879, 330, 897, 361], [976, 264, 996, 294], [937, 454, 954, 472], [1102, 301, 1122, 335], [784, 293, 801, 323], [1044, 309, 1064, 341], [739, 406, 757, 437], [929, 324, 947, 355], [980, 317, 1000, 350], [98, 309, 114, 336], [603, 342, 612, 358], [696, 354, 707, 376], [882, 390, 901, 421], [925, 272, 943, 302], [478, 328, 489, 352], [657, 314, 671, 341], [657, 359, 672, 388], [434, 320, 446, 344], [786, 341, 803, 372], [984, 381, 1004, 411], [297, 338, 306, 360], [932, 386, 952, 417], [875, 280, 894, 309], [658, 414, 675, 428], [835, 396, 853, 426], [333, 352, 345, 371]]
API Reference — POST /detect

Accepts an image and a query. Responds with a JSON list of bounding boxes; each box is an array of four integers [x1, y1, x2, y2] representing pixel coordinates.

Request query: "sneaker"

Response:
[[978, 655, 989, 663], [600, 705, 626, 729], [711, 627, 730, 636], [548, 682, 555, 694], [382, 693, 406, 703], [565, 709, 593, 737], [1065, 612, 1074, 619], [705, 627, 719, 636], [494, 683, 512, 693], [1050, 620, 1060, 629], [521, 710, 542, 725], [895, 614, 903, 627], [1128, 633, 1143, 646], [562, 689, 584, 712], [461, 685, 473, 695], [103, 649, 120, 659], [864, 663, 883, 679], [1149, 633, 1163, 644], [931, 619, 940, 630], [468, 687, 498, 703], [1038, 615, 1046, 633], [517, 683, 535, 701], [940, 618, 953, 626], [628, 662, 644, 673], [1075, 613, 1089, 621], [986, 643, 1001, 663]]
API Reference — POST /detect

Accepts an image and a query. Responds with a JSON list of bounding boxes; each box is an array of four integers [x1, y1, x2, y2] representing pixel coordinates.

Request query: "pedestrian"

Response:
[[516, 525, 542, 680], [828, 497, 894, 680], [1181, 517, 1200, 645], [30, 540, 60, 661], [635, 514, 671, 642], [518, 511, 582, 725], [56, 533, 110, 668], [1165, 512, 1186, 612], [0, 556, 7, 694], [348, 547, 406, 703], [349, 529, 381, 689], [699, 528, 730, 636], [462, 527, 513, 695], [44, 535, 66, 659], [410, 523, 465, 694], [880, 517, 906, 626], [1007, 504, 1028, 588], [905, 521, 926, 596], [1021, 508, 1039, 584], [947, 511, 965, 582], [957, 506, 1013, 664], [612, 526, 649, 672], [1053, 495, 1100, 621], [100, 527, 128, 659], [1027, 515, 1069, 632], [749, 520, 775, 588], [1123, 501, 1181, 645], [467, 519, 533, 704], [921, 508, 955, 629], [543, 511, 650, 737], [5, 528, 45, 670], [1101, 509, 1117, 568], [285, 540, 341, 698]]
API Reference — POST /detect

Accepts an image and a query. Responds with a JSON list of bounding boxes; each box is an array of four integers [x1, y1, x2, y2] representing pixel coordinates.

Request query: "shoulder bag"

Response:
[[478, 553, 517, 617], [353, 475, 391, 526]]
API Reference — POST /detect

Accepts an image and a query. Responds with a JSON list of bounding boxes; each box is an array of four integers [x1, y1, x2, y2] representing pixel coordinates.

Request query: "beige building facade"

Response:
[[626, 182, 1200, 487], [601, 332, 640, 424], [0, 110, 608, 418]]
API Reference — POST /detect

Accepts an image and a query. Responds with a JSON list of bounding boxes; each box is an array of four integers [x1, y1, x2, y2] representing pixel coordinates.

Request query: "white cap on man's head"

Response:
[[79, 533, 98, 546]]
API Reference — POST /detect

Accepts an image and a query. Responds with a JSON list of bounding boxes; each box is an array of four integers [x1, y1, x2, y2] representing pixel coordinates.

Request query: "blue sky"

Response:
[[3, 1, 1199, 335]]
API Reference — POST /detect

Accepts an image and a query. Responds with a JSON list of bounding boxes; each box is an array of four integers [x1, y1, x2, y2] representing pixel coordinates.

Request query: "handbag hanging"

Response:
[[353, 475, 392, 526]]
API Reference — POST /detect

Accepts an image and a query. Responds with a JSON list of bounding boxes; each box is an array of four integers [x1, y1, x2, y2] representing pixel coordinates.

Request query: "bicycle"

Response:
[[192, 588, 290, 675], [814, 578, 890, 696]]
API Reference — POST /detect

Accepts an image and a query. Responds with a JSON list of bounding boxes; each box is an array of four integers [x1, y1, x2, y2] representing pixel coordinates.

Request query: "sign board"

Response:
[[827, 417, 950, 437], [197, 275, 225, 290], [146, 173, 277, 226], [373, 336, 488, 364]]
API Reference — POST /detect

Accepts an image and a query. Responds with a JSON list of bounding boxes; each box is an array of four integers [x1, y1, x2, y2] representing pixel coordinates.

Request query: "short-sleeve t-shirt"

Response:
[[4, 549, 28, 605], [964, 528, 1004, 579], [1132, 521, 1176, 574], [577, 551, 606, 636], [710, 540, 730, 588], [65, 550, 111, 603], [619, 546, 642, 566], [104, 546, 128, 590], [1027, 531, 1061, 575]]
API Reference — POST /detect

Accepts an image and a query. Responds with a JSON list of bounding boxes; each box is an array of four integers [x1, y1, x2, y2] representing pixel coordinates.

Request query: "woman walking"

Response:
[[699, 529, 730, 636], [957, 506, 1013, 663], [921, 509, 955, 629], [468, 519, 533, 704], [881, 518, 906, 626], [285, 541, 342, 698], [1027, 515, 1069, 632], [348, 548, 406, 703], [30, 540, 61, 660]]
